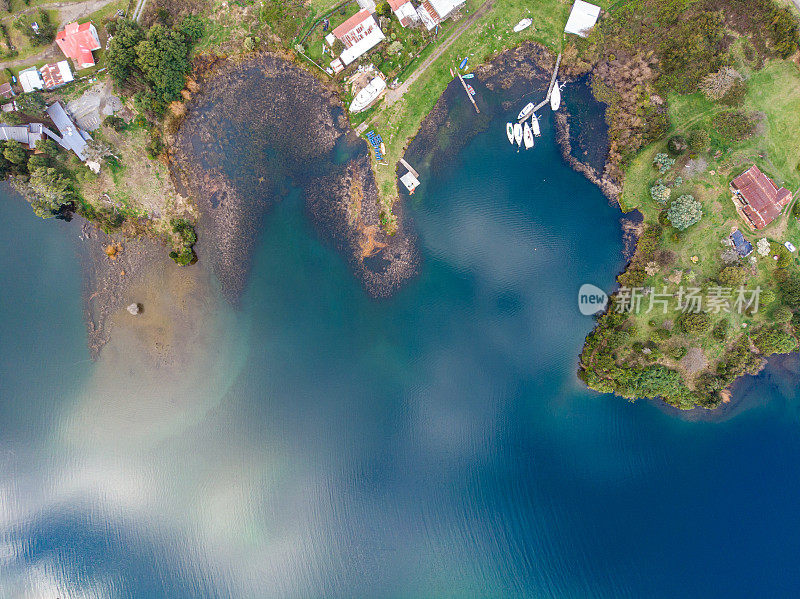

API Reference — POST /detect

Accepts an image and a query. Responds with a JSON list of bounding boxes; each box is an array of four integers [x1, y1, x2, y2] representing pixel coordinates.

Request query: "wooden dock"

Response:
[[399, 158, 419, 179], [519, 53, 562, 121], [453, 67, 480, 113]]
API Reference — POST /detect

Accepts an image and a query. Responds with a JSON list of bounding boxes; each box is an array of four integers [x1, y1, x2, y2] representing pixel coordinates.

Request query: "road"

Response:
[[0, 0, 120, 70], [381, 0, 493, 107]]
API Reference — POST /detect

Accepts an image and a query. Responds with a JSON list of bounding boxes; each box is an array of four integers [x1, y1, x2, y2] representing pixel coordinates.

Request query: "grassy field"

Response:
[[363, 0, 614, 216]]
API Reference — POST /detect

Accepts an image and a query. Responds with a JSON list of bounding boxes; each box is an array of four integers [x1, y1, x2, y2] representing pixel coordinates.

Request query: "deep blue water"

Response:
[[2, 108, 800, 598]]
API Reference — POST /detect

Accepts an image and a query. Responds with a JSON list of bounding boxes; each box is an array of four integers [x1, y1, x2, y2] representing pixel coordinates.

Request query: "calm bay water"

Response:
[[2, 107, 800, 598]]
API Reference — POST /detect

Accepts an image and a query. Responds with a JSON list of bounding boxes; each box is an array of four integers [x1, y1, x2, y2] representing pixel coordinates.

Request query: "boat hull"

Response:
[[506, 123, 514, 144], [523, 122, 534, 149], [517, 102, 534, 121], [550, 82, 561, 111], [513, 123, 523, 146]]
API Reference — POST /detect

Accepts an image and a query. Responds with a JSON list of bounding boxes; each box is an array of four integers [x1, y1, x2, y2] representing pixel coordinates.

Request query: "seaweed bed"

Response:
[[172, 54, 418, 301]]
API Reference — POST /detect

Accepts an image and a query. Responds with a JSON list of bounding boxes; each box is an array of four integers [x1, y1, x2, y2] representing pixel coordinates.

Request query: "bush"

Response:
[[145, 132, 164, 158], [712, 319, 730, 341], [667, 135, 688, 155], [667, 195, 703, 231], [103, 115, 126, 132], [713, 111, 757, 142], [688, 129, 710, 153], [677, 312, 712, 335], [672, 346, 688, 360], [720, 79, 747, 107], [773, 305, 794, 323], [650, 181, 671, 206], [751, 326, 798, 355], [653, 152, 675, 174], [717, 265, 749, 286]]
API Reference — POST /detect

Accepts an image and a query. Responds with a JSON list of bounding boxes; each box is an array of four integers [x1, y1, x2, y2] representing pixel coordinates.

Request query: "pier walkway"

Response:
[[519, 52, 561, 121]]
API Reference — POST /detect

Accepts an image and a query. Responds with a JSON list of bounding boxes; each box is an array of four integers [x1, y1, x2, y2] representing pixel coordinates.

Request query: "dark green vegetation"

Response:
[[168, 218, 198, 265], [106, 16, 204, 115], [13, 9, 56, 46], [578, 0, 800, 409]]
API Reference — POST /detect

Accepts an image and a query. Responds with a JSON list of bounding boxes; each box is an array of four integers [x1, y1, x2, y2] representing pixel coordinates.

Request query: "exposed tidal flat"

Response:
[[5, 52, 800, 599]]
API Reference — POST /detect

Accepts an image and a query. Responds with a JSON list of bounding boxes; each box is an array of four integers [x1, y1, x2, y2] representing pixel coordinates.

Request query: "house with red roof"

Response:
[[56, 22, 102, 69], [331, 9, 385, 66], [388, 0, 419, 27], [730, 165, 793, 229]]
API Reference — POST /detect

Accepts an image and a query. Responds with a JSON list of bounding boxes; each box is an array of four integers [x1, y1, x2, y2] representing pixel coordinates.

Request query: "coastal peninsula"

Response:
[[0, 0, 798, 410]]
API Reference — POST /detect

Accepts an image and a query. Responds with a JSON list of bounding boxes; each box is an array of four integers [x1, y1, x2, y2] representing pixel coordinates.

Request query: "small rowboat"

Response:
[[506, 122, 514, 144], [513, 18, 532, 33], [523, 122, 534, 149], [518, 102, 534, 121], [462, 73, 474, 79], [466, 84, 475, 95], [513, 122, 523, 146], [459, 57, 468, 70]]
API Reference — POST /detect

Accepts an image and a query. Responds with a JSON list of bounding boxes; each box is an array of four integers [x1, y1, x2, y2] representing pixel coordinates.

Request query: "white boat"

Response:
[[513, 18, 532, 32], [550, 81, 561, 111], [523, 122, 534, 149], [506, 122, 514, 144], [531, 113, 540, 136], [517, 102, 534, 121], [513, 122, 523, 146], [349, 77, 387, 113]]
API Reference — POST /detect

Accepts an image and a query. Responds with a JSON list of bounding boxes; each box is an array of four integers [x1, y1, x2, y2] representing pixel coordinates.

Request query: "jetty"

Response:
[[452, 67, 479, 114], [519, 53, 562, 121]]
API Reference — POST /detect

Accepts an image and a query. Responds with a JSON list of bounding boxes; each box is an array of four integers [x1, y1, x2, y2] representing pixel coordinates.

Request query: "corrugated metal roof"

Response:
[[46, 101, 90, 160]]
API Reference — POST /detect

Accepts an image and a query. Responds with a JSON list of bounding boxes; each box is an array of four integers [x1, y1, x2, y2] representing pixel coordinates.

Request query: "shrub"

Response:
[[650, 181, 671, 206], [667, 195, 703, 231], [103, 115, 126, 132], [672, 346, 688, 360], [700, 67, 742, 100], [717, 265, 749, 286], [667, 135, 688, 155], [677, 312, 712, 335], [751, 326, 798, 355], [653, 152, 675, 174], [773, 305, 794, 323], [720, 79, 747, 107], [713, 111, 757, 142], [688, 129, 710, 153], [712, 319, 730, 341]]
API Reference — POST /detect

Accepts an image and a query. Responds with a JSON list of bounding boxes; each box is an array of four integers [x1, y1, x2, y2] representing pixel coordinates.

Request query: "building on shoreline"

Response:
[[0, 123, 45, 149], [564, 0, 602, 37], [417, 0, 465, 30], [56, 22, 102, 69], [730, 165, 792, 229], [332, 10, 386, 66]]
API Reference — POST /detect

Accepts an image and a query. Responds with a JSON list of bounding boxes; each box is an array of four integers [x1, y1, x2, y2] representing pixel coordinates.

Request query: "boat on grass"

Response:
[[550, 81, 561, 111], [531, 113, 540, 136], [349, 77, 387, 113], [517, 102, 534, 121], [506, 122, 514, 144], [513, 122, 523, 146], [523, 122, 534, 149], [513, 18, 532, 32]]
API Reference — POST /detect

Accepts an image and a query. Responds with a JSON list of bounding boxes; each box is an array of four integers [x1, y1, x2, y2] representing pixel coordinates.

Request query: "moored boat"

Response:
[[349, 77, 387, 113], [517, 102, 534, 121], [506, 122, 514, 144], [523, 122, 534, 149], [531, 113, 541, 136], [513, 18, 532, 32], [513, 122, 523, 146], [550, 81, 561, 111]]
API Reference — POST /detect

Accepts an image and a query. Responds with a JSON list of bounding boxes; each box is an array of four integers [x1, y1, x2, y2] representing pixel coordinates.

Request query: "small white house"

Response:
[[417, 0, 464, 30], [564, 0, 602, 37], [388, 0, 419, 27], [19, 67, 44, 93]]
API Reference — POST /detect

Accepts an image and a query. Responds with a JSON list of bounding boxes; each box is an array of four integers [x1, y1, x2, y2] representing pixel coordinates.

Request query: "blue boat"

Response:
[[459, 57, 468, 70]]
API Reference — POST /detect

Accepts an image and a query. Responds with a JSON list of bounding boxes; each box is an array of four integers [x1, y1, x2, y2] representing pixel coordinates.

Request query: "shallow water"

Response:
[[2, 100, 800, 598]]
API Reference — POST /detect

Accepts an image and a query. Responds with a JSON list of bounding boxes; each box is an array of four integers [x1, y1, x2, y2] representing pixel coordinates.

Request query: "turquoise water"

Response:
[[2, 110, 800, 598]]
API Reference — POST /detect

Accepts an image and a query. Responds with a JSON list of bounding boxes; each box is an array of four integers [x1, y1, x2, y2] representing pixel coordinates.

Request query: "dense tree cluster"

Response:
[[666, 195, 702, 231], [105, 16, 204, 115]]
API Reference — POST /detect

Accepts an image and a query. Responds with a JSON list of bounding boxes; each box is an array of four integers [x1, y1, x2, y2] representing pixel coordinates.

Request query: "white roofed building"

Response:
[[564, 0, 602, 37], [332, 9, 386, 66], [388, 0, 419, 27], [19, 67, 44, 93], [417, 0, 464, 30]]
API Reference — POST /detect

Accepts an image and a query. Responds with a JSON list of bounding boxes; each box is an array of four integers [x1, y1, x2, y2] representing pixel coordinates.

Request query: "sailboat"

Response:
[[513, 122, 523, 146], [506, 122, 515, 144], [523, 122, 534, 149], [550, 81, 561, 111], [531, 113, 541, 136], [513, 18, 532, 32], [517, 102, 534, 121]]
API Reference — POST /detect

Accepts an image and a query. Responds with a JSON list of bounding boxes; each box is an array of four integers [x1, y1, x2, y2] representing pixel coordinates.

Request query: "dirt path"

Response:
[[0, 0, 119, 70], [131, 0, 147, 21], [381, 0, 493, 107]]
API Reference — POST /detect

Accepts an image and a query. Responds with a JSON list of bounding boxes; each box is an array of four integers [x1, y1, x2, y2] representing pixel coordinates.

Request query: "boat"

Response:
[[523, 122, 534, 149], [459, 57, 468, 70], [466, 84, 475, 95], [506, 122, 515, 144], [462, 73, 474, 79], [513, 18, 532, 32], [550, 80, 561, 111], [531, 113, 541, 137], [349, 77, 387, 113], [517, 102, 534, 121], [513, 122, 523, 146]]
